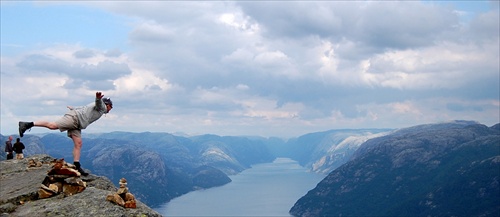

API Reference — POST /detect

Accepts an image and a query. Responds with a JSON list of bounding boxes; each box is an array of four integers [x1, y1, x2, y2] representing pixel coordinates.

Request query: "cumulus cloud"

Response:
[[1, 1, 498, 137], [14, 48, 131, 92]]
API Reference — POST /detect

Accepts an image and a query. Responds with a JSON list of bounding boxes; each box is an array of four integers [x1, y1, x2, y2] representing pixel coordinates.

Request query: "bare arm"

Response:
[[95, 92, 105, 111]]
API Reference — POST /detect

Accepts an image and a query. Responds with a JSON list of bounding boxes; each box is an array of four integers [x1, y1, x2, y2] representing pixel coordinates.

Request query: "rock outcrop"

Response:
[[0, 154, 162, 217], [290, 121, 500, 217]]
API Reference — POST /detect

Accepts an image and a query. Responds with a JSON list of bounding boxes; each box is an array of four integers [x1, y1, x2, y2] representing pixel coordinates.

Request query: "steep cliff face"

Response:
[[0, 154, 162, 217], [285, 129, 391, 173], [290, 121, 500, 217]]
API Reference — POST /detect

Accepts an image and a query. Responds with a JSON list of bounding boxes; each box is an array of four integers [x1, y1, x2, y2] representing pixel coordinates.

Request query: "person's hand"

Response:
[[96, 92, 104, 99]]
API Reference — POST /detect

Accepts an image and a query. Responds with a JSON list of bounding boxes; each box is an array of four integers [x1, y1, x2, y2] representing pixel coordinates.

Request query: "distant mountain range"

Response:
[[1, 120, 498, 216], [0, 131, 277, 207]]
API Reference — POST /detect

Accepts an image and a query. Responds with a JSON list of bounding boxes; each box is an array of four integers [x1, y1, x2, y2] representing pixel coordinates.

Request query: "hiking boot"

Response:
[[19, 122, 34, 137], [77, 167, 89, 176]]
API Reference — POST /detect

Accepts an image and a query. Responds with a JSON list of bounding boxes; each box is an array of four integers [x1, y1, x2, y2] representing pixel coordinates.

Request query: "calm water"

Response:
[[155, 158, 325, 216]]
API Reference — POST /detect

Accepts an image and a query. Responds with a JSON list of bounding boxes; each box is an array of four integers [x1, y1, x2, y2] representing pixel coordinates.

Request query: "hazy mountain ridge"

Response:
[[0, 136, 48, 158], [189, 135, 275, 174], [283, 129, 392, 173], [290, 121, 500, 217]]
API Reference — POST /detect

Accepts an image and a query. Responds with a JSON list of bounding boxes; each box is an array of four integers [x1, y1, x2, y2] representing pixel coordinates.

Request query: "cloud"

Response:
[[129, 21, 174, 44], [1, 1, 498, 137], [469, 9, 500, 40], [356, 2, 459, 49], [237, 2, 345, 39], [104, 48, 123, 57], [238, 2, 459, 50], [14, 45, 131, 90], [73, 49, 96, 59]]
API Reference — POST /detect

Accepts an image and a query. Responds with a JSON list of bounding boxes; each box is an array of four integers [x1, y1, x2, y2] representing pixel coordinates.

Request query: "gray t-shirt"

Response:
[[72, 97, 107, 129]]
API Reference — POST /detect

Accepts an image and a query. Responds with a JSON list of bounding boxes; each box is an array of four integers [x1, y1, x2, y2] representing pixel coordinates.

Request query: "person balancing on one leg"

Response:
[[19, 91, 113, 176]]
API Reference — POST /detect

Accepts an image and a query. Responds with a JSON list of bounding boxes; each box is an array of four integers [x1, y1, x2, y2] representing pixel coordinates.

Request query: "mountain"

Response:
[[0, 154, 162, 216], [0, 135, 47, 160], [284, 129, 392, 173], [91, 132, 275, 174], [290, 121, 500, 217], [37, 133, 230, 207], [188, 134, 275, 174], [28, 132, 274, 207]]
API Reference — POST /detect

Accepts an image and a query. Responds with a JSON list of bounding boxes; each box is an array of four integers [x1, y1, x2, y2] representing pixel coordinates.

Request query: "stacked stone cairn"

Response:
[[106, 178, 137, 208], [27, 158, 43, 168], [38, 158, 86, 199]]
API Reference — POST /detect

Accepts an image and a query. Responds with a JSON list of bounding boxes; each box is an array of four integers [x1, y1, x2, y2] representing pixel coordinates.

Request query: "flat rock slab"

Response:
[[0, 155, 162, 217], [10, 187, 158, 217], [0, 157, 52, 206]]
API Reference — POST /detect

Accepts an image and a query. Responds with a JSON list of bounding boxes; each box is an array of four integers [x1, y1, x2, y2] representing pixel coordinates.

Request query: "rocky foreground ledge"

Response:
[[0, 154, 162, 217]]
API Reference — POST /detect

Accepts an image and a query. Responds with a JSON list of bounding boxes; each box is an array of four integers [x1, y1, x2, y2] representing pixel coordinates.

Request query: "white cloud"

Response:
[[114, 70, 172, 94], [1, 1, 498, 138], [254, 50, 289, 68], [360, 39, 499, 90], [218, 12, 259, 33]]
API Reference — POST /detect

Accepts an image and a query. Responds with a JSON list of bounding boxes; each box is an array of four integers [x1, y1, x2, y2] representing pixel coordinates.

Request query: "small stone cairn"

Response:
[[27, 158, 43, 168], [37, 158, 87, 199], [106, 178, 137, 208]]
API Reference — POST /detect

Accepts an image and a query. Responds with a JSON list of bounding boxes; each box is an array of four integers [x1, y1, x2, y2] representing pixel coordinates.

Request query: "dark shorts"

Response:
[[55, 110, 82, 138]]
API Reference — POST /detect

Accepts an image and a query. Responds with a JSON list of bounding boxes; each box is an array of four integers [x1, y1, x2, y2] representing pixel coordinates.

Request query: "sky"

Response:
[[1, 1, 499, 138]]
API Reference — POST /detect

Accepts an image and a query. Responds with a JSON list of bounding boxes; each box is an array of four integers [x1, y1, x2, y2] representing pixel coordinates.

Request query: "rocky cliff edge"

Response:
[[0, 154, 162, 217]]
